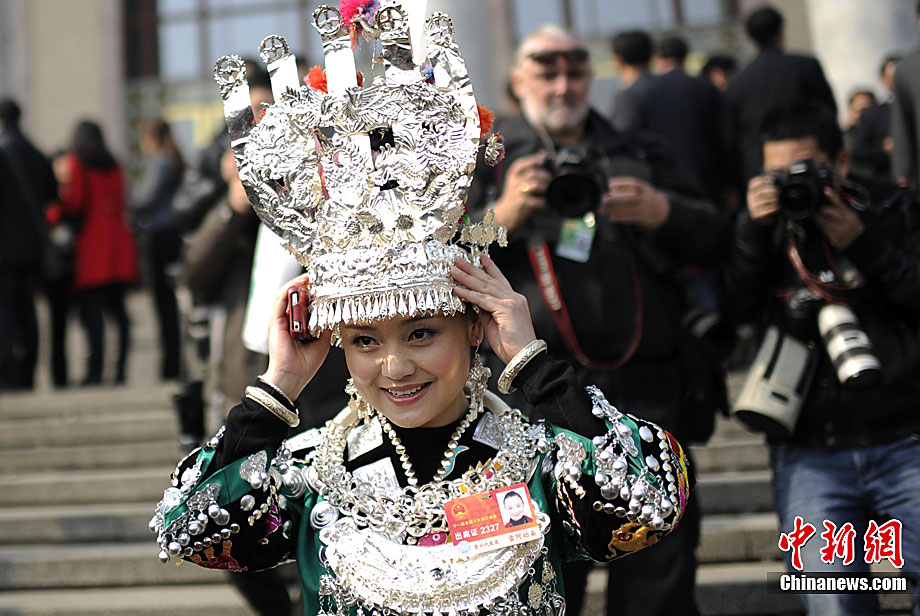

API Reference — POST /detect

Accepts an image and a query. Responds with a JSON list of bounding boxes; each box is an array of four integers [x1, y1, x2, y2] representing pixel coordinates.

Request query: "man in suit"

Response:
[[610, 30, 654, 133], [622, 35, 730, 205], [725, 5, 837, 181], [851, 56, 898, 181], [892, 1, 920, 187]]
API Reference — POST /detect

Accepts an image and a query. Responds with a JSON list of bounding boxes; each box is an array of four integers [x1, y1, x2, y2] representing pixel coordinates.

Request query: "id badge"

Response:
[[444, 483, 541, 555], [555, 213, 596, 263]]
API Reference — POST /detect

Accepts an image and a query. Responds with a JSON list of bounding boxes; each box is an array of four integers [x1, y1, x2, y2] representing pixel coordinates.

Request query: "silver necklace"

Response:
[[308, 392, 538, 542], [376, 404, 478, 486]]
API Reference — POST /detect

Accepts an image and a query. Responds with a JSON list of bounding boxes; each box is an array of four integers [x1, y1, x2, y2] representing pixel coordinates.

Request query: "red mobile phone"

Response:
[[287, 284, 317, 342]]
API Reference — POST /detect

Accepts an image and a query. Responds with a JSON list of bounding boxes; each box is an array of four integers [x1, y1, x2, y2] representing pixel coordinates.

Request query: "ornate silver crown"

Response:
[[213, 1, 506, 334]]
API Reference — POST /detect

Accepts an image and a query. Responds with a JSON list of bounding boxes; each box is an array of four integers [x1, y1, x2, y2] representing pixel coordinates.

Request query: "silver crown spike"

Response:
[[312, 5, 372, 170], [313, 6, 356, 93], [378, 3, 419, 86], [259, 35, 299, 102], [214, 54, 256, 146], [404, 0, 428, 67], [427, 13, 480, 163]]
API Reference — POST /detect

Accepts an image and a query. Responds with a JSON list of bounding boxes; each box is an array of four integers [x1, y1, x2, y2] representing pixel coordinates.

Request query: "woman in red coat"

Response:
[[59, 120, 137, 385]]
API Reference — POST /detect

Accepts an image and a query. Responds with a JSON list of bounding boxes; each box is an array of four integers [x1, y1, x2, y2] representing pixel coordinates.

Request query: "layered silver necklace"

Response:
[[307, 391, 538, 542], [305, 391, 565, 616]]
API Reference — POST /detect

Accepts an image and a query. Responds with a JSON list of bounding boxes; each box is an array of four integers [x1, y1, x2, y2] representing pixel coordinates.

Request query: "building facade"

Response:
[[0, 0, 915, 164]]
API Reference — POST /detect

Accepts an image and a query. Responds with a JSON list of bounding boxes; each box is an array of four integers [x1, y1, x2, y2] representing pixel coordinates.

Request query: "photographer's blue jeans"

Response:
[[771, 436, 920, 616]]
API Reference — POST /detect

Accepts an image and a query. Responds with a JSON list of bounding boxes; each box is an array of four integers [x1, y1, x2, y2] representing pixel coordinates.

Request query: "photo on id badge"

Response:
[[499, 487, 535, 528]]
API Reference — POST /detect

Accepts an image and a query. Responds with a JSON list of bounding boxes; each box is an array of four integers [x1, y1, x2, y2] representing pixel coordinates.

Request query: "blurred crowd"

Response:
[[1, 3, 919, 615]]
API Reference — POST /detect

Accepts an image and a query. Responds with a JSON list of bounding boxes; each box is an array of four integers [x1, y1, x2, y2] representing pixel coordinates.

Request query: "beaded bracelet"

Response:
[[497, 339, 548, 394], [245, 385, 300, 428]]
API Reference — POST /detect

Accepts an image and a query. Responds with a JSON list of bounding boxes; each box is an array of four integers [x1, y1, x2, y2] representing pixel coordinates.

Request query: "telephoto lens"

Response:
[[817, 304, 882, 388]]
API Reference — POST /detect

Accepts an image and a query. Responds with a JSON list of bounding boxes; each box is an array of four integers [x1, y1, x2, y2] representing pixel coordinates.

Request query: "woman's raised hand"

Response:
[[451, 254, 537, 364], [262, 274, 332, 401]]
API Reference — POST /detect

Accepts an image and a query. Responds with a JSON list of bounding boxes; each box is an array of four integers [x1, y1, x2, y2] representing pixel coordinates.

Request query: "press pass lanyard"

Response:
[[527, 241, 643, 371]]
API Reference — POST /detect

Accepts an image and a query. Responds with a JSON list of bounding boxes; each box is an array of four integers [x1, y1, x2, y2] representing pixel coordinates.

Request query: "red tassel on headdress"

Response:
[[339, 0, 375, 23], [477, 104, 495, 137], [306, 65, 328, 93]]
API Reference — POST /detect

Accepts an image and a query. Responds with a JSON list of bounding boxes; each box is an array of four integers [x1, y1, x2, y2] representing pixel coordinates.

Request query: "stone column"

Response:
[[431, 0, 515, 112], [805, 0, 917, 119]]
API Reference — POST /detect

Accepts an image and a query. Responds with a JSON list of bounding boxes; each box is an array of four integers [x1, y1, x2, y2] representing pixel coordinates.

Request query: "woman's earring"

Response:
[[466, 350, 491, 418], [345, 378, 372, 421]]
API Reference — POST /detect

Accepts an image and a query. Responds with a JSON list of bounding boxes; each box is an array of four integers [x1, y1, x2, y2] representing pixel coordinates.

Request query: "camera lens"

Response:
[[778, 182, 818, 220], [546, 172, 601, 219]]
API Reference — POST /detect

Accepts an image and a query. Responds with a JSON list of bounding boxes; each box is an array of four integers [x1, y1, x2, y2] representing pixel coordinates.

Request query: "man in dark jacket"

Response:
[[724, 102, 920, 614], [610, 29, 654, 133], [468, 24, 730, 616], [0, 99, 58, 390], [851, 56, 898, 181], [725, 5, 837, 181], [620, 35, 730, 205], [850, 56, 900, 180]]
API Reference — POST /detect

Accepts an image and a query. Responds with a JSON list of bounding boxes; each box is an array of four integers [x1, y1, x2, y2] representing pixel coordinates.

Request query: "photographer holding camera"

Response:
[[725, 102, 920, 614], [468, 24, 729, 616]]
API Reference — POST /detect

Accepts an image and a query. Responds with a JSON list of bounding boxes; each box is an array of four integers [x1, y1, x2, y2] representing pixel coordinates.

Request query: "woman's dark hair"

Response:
[[140, 117, 186, 187], [71, 120, 117, 171], [745, 6, 784, 48], [760, 102, 843, 160]]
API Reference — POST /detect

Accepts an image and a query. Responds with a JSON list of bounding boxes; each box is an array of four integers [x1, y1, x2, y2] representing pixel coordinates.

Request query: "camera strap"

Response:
[[527, 241, 642, 370], [786, 232, 864, 305]]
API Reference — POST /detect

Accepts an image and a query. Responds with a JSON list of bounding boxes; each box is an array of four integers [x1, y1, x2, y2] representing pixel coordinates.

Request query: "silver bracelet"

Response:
[[497, 339, 548, 394], [257, 375, 296, 409], [245, 386, 300, 428]]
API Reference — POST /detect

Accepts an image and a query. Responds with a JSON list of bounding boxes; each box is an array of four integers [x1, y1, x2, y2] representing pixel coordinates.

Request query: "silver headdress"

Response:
[[214, 1, 506, 335]]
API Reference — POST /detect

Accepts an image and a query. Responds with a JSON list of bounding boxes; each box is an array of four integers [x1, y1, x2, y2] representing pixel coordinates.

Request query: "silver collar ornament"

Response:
[[303, 390, 564, 616], [213, 0, 506, 336]]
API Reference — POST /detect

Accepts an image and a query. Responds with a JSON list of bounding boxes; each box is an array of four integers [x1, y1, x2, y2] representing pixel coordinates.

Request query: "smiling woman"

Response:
[[341, 312, 480, 429], [150, 3, 693, 615]]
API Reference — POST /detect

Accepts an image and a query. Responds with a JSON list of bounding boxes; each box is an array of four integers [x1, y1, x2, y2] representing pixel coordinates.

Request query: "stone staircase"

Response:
[[0, 293, 912, 615]]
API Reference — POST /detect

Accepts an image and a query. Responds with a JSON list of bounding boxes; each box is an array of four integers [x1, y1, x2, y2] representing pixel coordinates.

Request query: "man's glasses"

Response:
[[526, 48, 590, 66]]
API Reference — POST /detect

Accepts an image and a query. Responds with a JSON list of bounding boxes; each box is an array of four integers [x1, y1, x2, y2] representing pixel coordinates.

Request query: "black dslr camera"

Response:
[[543, 147, 606, 218], [773, 159, 834, 221]]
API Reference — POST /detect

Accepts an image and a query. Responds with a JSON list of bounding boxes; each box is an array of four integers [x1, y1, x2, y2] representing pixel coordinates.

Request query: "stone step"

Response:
[[0, 385, 174, 419], [0, 542, 231, 590], [0, 466, 170, 506], [699, 513, 780, 564], [0, 584, 250, 615], [0, 503, 781, 567], [0, 440, 181, 473], [0, 503, 153, 545], [0, 410, 178, 448], [691, 436, 769, 474], [696, 470, 774, 515], [0, 462, 773, 513]]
